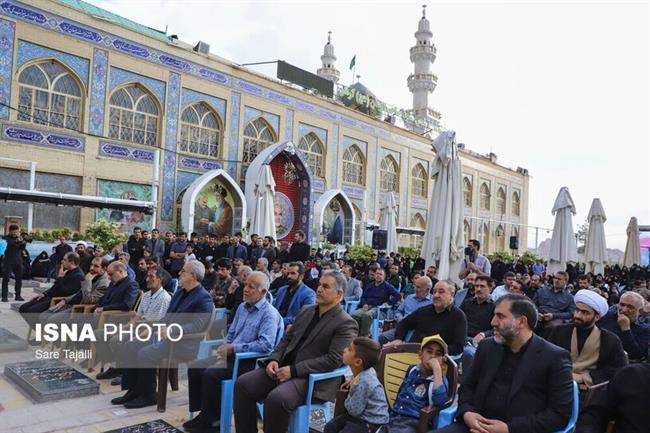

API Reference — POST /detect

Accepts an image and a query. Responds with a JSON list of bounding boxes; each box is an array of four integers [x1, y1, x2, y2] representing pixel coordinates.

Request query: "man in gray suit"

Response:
[[234, 270, 358, 433], [342, 265, 362, 301], [145, 228, 165, 264]]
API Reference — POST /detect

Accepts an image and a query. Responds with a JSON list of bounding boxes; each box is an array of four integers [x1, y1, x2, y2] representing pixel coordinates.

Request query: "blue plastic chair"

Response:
[[370, 305, 393, 340], [170, 278, 178, 294], [266, 291, 274, 304], [287, 366, 350, 433], [344, 298, 359, 314]]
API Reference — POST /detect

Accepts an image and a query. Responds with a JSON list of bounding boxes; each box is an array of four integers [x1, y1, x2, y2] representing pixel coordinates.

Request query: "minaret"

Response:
[[317, 31, 340, 84], [407, 5, 439, 133]]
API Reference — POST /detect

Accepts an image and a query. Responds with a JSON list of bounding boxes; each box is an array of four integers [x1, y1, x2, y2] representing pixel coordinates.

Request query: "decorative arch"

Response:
[[463, 177, 473, 207], [16, 60, 84, 131], [180, 169, 246, 236], [342, 145, 365, 186], [411, 163, 427, 198], [463, 219, 472, 244], [480, 183, 491, 211], [496, 187, 506, 215], [409, 212, 426, 248], [479, 222, 490, 253], [108, 83, 160, 146], [512, 190, 521, 216], [496, 223, 506, 251], [297, 132, 325, 178], [380, 155, 400, 193], [352, 204, 363, 245], [243, 116, 277, 164], [179, 101, 223, 158], [244, 140, 312, 243], [313, 189, 355, 245]]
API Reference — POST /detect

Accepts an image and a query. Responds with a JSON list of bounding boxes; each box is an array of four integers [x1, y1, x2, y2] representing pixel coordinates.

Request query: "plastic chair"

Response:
[[266, 291, 273, 304], [171, 278, 178, 294], [555, 381, 579, 433], [370, 305, 393, 340], [288, 366, 349, 433], [344, 298, 359, 314]]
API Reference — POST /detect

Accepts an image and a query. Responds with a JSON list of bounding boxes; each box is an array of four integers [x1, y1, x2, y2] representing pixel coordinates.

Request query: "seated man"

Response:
[[233, 270, 357, 433], [20, 252, 84, 332], [597, 291, 650, 361], [273, 262, 316, 328], [459, 276, 495, 371], [490, 271, 516, 301], [532, 271, 575, 334], [351, 268, 400, 337], [225, 265, 253, 322], [548, 290, 627, 396], [341, 265, 362, 301], [454, 272, 476, 307], [39, 256, 110, 324], [93, 261, 140, 315], [210, 258, 234, 307], [145, 258, 173, 293], [576, 363, 650, 433], [436, 294, 574, 433], [111, 260, 214, 408], [379, 275, 432, 345], [388, 280, 467, 357], [184, 271, 282, 432]]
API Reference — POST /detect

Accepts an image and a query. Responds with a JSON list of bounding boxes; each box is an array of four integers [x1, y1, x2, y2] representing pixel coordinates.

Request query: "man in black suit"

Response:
[[1, 224, 27, 301], [436, 294, 574, 433], [233, 270, 358, 433], [287, 230, 310, 263]]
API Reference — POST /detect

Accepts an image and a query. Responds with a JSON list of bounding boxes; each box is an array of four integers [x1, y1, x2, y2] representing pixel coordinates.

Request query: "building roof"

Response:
[[56, 0, 170, 42]]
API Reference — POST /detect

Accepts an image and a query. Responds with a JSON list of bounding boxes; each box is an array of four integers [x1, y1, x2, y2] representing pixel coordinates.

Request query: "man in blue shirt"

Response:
[[598, 291, 649, 361], [184, 271, 282, 431], [169, 232, 188, 278], [458, 239, 491, 280], [227, 234, 248, 261], [379, 275, 432, 344], [273, 262, 316, 328], [351, 268, 400, 337]]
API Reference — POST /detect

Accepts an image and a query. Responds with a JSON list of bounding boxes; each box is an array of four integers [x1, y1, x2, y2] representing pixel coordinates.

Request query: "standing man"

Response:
[[127, 227, 146, 270], [169, 232, 188, 278], [458, 239, 491, 280], [597, 291, 650, 361], [273, 262, 316, 327], [437, 294, 574, 433], [287, 230, 310, 263], [233, 271, 357, 433], [227, 235, 248, 261], [145, 228, 165, 264], [1, 224, 26, 301], [54, 235, 73, 268]]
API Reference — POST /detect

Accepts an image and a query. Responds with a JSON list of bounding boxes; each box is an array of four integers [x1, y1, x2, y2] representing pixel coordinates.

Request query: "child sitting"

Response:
[[388, 334, 450, 433], [325, 337, 390, 433]]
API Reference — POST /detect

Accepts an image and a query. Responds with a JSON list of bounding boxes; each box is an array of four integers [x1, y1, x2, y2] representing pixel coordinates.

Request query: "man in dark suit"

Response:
[[1, 224, 27, 301], [287, 230, 310, 263], [145, 228, 166, 264], [93, 261, 140, 314], [234, 270, 358, 433], [111, 259, 214, 408], [436, 293, 574, 433]]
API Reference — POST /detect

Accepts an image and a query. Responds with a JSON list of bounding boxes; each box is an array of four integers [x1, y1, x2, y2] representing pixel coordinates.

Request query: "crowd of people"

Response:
[[2, 225, 650, 433]]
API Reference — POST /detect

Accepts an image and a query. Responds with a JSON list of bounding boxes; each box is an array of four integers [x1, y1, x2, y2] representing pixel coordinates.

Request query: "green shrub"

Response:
[[345, 244, 376, 262], [85, 219, 126, 252], [398, 246, 421, 258]]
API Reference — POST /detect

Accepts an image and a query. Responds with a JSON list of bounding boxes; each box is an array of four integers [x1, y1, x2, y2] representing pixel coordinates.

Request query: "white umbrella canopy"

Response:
[[249, 165, 277, 240], [623, 217, 641, 267], [421, 130, 464, 286], [379, 192, 399, 254], [547, 187, 579, 275], [584, 198, 607, 275]]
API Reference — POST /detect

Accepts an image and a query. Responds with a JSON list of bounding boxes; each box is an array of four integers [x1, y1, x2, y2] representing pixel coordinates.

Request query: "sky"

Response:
[[89, 0, 649, 250]]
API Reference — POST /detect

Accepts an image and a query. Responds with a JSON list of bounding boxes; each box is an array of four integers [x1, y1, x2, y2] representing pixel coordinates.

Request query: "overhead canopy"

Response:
[[0, 187, 154, 214], [547, 187, 578, 275], [584, 198, 607, 275]]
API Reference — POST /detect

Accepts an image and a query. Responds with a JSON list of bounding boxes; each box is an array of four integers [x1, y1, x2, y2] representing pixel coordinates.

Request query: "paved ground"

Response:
[[0, 281, 192, 433]]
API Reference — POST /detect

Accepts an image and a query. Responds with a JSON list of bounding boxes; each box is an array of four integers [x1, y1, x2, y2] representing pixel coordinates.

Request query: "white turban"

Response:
[[574, 289, 608, 317]]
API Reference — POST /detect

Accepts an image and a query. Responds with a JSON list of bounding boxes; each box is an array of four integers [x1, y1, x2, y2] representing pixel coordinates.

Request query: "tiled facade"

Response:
[[0, 0, 529, 251]]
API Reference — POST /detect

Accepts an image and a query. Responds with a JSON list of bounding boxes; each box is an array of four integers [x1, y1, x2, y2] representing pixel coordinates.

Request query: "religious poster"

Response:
[[323, 198, 344, 244], [273, 192, 294, 240], [96, 180, 152, 233], [194, 178, 235, 237]]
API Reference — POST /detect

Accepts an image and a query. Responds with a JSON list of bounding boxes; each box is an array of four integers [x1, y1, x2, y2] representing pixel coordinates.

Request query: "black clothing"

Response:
[[277, 250, 290, 264], [288, 241, 310, 263], [460, 297, 495, 337], [283, 306, 322, 371], [214, 243, 229, 260], [127, 236, 146, 267], [202, 271, 218, 291], [278, 286, 297, 317], [576, 363, 650, 433], [54, 243, 72, 264], [395, 304, 467, 356], [269, 276, 288, 296], [2, 234, 26, 299], [2, 234, 25, 265]]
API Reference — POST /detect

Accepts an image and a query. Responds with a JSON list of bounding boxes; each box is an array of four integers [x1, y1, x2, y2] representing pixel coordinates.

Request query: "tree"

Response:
[[85, 219, 126, 252], [576, 218, 589, 246]]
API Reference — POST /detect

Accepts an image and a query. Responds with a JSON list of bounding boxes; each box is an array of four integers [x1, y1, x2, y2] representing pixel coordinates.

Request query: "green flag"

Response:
[[349, 55, 356, 70]]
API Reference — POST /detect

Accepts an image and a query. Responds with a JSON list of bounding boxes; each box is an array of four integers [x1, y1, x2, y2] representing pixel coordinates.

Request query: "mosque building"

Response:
[[0, 0, 530, 253]]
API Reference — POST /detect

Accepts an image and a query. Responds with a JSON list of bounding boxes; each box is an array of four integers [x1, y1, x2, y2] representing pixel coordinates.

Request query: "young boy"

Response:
[[184, 244, 197, 263], [388, 334, 449, 433], [325, 337, 390, 433]]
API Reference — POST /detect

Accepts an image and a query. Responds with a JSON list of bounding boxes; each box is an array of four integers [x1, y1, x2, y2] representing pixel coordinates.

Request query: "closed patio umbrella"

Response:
[[547, 187, 578, 276], [584, 198, 607, 275], [623, 217, 641, 267], [421, 130, 464, 285], [378, 192, 399, 255], [249, 165, 277, 240]]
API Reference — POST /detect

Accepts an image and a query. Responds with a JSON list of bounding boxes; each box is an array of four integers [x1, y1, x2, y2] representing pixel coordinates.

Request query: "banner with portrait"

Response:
[[96, 180, 152, 233], [193, 178, 235, 237]]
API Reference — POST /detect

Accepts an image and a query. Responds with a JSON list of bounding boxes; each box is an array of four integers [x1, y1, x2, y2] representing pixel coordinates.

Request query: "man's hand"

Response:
[[31, 293, 44, 301], [384, 339, 403, 348], [467, 262, 478, 271], [85, 272, 95, 281], [481, 419, 509, 433], [55, 300, 66, 308], [94, 307, 104, 315], [617, 313, 631, 331], [216, 343, 234, 357], [57, 266, 66, 278], [228, 280, 240, 294], [472, 333, 485, 347], [463, 412, 490, 433], [266, 360, 279, 379], [276, 366, 292, 382], [546, 313, 554, 321]]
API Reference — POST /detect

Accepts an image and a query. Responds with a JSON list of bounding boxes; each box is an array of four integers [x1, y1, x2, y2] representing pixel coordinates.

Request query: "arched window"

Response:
[[380, 155, 399, 192], [496, 224, 505, 251], [479, 222, 490, 253], [17, 61, 82, 130], [343, 145, 365, 186], [297, 133, 325, 177], [410, 213, 426, 248], [496, 187, 506, 215], [512, 191, 521, 216], [242, 117, 276, 164], [480, 183, 491, 211], [353, 204, 363, 245], [108, 84, 159, 146], [179, 102, 221, 157], [463, 177, 473, 207], [464, 220, 472, 245], [411, 163, 427, 198]]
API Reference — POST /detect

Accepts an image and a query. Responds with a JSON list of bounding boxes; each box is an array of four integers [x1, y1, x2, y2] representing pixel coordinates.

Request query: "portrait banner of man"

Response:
[[96, 180, 152, 233], [209, 184, 233, 237]]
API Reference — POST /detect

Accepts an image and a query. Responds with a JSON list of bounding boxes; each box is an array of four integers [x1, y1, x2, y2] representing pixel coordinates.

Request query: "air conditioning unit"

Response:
[[194, 41, 210, 55]]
